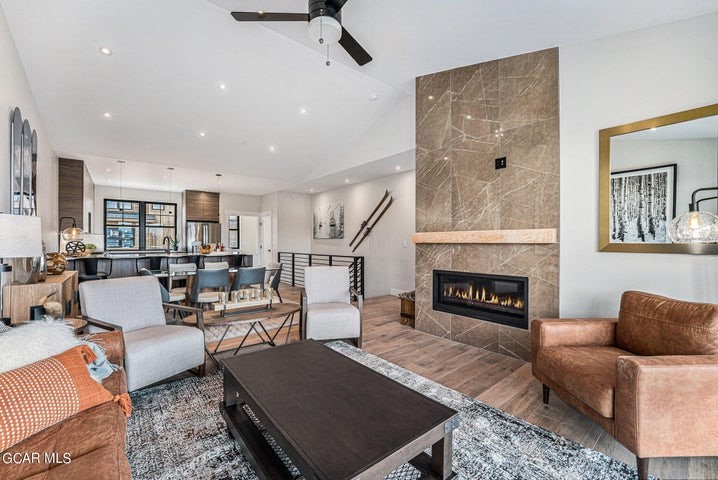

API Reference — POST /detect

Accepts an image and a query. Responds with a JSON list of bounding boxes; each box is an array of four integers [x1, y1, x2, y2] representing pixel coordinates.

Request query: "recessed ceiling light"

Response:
[[428, 95, 434, 100], [369, 93, 379, 102], [99, 47, 113, 56], [218, 83, 227, 90], [257, 10, 264, 15], [443, 156, 449, 160], [199, 131, 206, 138], [310, 188, 315, 192], [345, 179, 350, 183], [396, 166, 401, 170], [465, 115, 472, 119], [103, 112, 112, 119], [300, 107, 308, 115], [104, 168, 112, 172], [650, 127, 657, 131], [268, 145, 277, 152]]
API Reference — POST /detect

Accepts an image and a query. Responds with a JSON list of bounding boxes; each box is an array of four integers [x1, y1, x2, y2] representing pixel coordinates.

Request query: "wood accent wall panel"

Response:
[[58, 158, 85, 229], [185, 190, 204, 221], [185, 190, 219, 222], [204, 192, 220, 222]]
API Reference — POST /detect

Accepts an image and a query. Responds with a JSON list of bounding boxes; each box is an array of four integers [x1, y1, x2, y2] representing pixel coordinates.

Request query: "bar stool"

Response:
[[135, 256, 164, 274], [78, 257, 113, 283]]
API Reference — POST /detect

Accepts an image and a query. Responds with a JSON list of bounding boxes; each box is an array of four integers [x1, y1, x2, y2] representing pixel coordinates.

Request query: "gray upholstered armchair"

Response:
[[301, 266, 363, 347], [79, 276, 206, 391]]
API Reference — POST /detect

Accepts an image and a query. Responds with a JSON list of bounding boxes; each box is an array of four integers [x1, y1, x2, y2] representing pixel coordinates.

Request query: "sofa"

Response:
[[532, 290, 718, 480], [0, 331, 131, 480]]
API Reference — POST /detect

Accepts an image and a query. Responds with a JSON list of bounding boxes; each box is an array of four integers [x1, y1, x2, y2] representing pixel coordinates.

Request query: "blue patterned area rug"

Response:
[[127, 341, 644, 480]]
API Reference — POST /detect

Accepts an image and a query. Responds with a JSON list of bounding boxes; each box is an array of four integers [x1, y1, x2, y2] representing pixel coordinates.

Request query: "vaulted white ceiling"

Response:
[[2, 0, 718, 194]]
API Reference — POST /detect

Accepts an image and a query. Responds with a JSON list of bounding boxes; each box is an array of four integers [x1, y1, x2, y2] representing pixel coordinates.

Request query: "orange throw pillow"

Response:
[[0, 345, 131, 452]]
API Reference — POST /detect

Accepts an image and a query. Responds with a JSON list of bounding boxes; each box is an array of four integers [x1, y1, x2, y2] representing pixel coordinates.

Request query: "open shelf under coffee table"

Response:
[[220, 340, 459, 480]]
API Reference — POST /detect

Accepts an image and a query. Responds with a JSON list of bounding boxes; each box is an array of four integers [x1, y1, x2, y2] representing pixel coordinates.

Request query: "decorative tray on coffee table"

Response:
[[213, 296, 276, 316]]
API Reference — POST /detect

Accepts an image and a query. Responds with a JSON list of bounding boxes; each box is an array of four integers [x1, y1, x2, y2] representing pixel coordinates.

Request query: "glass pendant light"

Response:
[[668, 187, 718, 243], [668, 210, 718, 243]]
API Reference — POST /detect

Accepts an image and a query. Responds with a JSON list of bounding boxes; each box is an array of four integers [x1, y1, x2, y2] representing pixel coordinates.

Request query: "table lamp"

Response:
[[0, 214, 43, 323]]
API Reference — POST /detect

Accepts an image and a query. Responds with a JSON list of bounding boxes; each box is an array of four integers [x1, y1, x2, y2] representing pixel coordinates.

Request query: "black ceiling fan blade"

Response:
[[231, 11, 309, 22], [338, 27, 372, 66], [326, 0, 349, 12]]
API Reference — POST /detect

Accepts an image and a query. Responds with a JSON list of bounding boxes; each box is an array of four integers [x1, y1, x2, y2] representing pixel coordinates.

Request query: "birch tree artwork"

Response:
[[610, 164, 676, 243]]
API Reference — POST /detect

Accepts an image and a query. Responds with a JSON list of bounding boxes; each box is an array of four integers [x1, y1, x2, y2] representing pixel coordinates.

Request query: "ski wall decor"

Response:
[[351, 192, 393, 252]]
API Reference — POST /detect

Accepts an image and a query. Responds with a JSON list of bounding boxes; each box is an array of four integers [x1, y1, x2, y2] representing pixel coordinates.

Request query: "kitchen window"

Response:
[[104, 199, 177, 250]]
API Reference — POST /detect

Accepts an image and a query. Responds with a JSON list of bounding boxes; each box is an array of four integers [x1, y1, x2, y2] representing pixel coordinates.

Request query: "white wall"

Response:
[[276, 191, 312, 253], [259, 191, 312, 264], [0, 6, 58, 248], [261, 192, 279, 258], [83, 164, 95, 233], [611, 139, 718, 217], [219, 192, 261, 213], [560, 13, 718, 316], [311, 170, 415, 298]]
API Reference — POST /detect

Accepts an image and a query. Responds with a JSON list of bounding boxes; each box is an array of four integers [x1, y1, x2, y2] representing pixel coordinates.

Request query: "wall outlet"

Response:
[[495, 157, 507, 169], [402, 240, 408, 248]]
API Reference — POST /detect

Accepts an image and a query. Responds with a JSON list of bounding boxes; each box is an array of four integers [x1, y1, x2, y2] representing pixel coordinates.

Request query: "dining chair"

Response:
[[230, 267, 266, 292], [203, 261, 229, 270], [168, 262, 197, 298], [139, 268, 188, 319], [269, 263, 284, 303], [190, 267, 229, 308]]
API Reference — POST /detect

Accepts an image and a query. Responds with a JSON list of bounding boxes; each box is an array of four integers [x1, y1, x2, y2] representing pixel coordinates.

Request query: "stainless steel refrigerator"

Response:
[[186, 221, 221, 252]]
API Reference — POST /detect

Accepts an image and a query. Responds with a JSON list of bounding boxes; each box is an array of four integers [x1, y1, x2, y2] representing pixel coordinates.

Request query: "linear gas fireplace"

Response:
[[433, 270, 529, 330]]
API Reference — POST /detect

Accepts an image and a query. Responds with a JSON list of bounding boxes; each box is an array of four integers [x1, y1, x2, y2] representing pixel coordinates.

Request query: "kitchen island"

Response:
[[66, 251, 253, 278]]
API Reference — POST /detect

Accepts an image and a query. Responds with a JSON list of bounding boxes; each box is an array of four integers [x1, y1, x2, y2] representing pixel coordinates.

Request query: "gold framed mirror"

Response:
[[599, 103, 718, 254]]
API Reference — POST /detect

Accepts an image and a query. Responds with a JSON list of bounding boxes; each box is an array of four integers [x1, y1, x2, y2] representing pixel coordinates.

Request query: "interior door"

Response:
[[259, 214, 273, 266]]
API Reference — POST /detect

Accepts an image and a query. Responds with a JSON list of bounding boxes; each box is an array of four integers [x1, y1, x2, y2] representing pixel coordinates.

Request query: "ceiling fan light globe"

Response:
[[308, 16, 342, 46]]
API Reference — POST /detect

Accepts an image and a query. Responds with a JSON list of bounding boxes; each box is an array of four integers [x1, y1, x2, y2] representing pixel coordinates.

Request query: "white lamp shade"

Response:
[[0, 214, 43, 258]]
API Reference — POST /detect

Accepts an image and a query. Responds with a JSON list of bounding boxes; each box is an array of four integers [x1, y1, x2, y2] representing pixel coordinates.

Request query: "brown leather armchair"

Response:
[[532, 291, 718, 480]]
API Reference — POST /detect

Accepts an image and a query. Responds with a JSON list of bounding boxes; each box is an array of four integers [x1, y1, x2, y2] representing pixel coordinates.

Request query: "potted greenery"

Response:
[[170, 236, 181, 251]]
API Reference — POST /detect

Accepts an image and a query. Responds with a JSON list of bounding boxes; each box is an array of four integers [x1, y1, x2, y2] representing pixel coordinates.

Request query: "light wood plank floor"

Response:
[[179, 286, 718, 480]]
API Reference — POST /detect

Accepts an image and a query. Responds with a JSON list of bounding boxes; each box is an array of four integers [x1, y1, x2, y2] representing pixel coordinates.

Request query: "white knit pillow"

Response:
[[0, 317, 80, 373]]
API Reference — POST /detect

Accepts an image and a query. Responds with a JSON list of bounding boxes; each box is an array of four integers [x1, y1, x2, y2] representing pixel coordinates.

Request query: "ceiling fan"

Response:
[[231, 0, 372, 66]]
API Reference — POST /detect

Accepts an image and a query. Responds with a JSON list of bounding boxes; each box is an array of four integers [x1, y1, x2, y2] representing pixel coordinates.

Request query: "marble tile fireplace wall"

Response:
[[415, 48, 559, 361]]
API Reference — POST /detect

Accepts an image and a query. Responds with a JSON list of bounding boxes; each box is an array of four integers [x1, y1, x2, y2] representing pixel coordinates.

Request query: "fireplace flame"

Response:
[[444, 285, 524, 310]]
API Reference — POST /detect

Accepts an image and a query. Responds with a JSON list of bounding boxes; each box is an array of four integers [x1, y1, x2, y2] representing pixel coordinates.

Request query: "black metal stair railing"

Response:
[[277, 252, 365, 296]]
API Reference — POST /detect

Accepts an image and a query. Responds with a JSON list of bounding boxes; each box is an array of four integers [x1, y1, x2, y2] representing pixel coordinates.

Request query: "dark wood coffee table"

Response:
[[220, 340, 459, 480]]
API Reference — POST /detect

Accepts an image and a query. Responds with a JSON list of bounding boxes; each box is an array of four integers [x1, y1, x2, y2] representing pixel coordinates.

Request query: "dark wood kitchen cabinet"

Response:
[[184, 190, 219, 222]]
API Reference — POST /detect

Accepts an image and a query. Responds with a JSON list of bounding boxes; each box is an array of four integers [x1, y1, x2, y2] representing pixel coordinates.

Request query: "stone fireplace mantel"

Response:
[[412, 229, 557, 245]]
